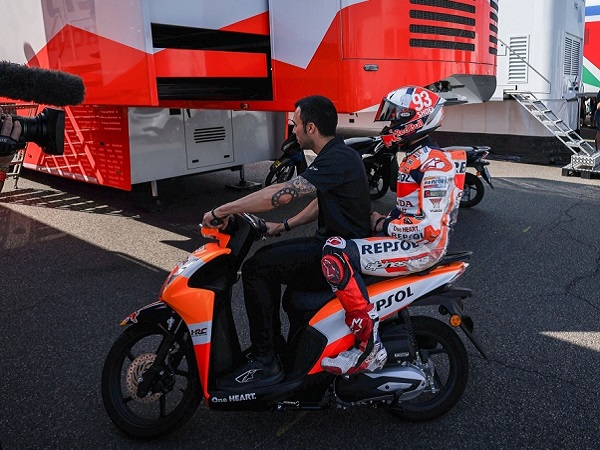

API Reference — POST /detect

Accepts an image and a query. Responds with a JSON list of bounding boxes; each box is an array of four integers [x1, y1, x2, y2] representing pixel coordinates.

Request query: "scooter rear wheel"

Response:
[[385, 315, 469, 421], [460, 172, 485, 208], [101, 323, 201, 439]]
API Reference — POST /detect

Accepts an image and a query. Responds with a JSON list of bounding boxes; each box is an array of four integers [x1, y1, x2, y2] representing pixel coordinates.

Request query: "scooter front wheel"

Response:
[[101, 323, 201, 439], [460, 172, 485, 208]]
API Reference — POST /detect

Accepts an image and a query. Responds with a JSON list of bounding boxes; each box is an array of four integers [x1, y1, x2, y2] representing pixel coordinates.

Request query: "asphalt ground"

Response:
[[1, 151, 600, 449]]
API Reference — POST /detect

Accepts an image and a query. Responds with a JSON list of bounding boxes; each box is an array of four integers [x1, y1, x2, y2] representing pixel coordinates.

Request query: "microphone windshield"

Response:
[[0, 61, 85, 107]]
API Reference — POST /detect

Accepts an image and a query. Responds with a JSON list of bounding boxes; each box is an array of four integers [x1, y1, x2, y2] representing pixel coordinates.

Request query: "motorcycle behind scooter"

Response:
[[264, 135, 493, 207], [344, 136, 397, 200], [451, 146, 494, 208], [264, 134, 396, 200], [343, 138, 495, 207], [264, 133, 307, 185], [101, 213, 487, 439]]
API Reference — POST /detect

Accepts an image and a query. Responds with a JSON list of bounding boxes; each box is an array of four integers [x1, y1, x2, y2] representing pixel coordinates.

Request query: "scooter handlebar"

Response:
[[239, 213, 268, 235], [200, 213, 268, 241]]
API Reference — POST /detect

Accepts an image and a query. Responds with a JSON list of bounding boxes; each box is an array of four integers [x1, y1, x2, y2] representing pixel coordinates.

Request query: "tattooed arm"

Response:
[[265, 198, 319, 236], [290, 197, 319, 225], [202, 175, 317, 227], [270, 176, 317, 207]]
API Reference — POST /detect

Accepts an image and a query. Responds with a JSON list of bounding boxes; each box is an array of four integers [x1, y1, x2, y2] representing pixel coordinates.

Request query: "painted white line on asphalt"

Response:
[[541, 331, 600, 352]]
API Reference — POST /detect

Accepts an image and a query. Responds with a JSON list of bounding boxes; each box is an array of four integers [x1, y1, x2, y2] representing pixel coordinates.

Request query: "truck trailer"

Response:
[[1, 0, 498, 191]]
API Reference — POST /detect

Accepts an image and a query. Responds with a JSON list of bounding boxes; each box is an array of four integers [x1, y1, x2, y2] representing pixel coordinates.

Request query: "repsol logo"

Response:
[[374, 287, 414, 312], [361, 240, 419, 254]]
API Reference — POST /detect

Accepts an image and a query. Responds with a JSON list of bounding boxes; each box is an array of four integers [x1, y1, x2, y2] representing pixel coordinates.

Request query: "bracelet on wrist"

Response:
[[282, 218, 291, 232], [374, 217, 386, 231], [211, 208, 222, 220], [210, 208, 224, 226]]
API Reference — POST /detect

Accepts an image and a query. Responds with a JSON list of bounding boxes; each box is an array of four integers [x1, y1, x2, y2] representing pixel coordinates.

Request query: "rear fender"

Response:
[[410, 286, 472, 313], [477, 163, 494, 188], [411, 286, 489, 359]]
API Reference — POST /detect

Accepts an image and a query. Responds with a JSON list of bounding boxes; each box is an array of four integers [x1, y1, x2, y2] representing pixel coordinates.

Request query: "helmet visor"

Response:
[[375, 98, 401, 122]]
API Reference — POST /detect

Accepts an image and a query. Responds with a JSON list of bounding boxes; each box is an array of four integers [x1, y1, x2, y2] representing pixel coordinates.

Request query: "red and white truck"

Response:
[[2, 0, 497, 191]]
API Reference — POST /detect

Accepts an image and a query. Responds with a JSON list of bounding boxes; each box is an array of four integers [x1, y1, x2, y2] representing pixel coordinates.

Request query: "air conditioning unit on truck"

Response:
[[1, 0, 497, 192]]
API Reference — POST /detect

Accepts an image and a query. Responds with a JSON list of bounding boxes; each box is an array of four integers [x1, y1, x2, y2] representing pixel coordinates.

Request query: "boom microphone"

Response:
[[0, 61, 85, 106]]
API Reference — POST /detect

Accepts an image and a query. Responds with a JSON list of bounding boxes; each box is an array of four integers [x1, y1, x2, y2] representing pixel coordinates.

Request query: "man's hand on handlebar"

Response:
[[201, 208, 230, 229], [201, 209, 286, 237], [265, 221, 285, 237]]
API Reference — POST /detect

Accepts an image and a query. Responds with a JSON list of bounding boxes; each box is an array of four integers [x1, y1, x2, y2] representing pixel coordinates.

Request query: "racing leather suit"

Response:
[[321, 138, 466, 324]]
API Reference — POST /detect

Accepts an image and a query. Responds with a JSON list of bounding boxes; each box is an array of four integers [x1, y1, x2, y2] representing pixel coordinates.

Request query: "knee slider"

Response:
[[321, 252, 352, 289]]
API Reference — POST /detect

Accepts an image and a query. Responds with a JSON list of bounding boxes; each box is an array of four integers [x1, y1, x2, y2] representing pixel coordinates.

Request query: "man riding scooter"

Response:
[[202, 95, 376, 389]]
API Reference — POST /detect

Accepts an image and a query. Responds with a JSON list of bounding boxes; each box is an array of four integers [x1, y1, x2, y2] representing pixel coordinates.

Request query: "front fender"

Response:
[[120, 301, 180, 332]]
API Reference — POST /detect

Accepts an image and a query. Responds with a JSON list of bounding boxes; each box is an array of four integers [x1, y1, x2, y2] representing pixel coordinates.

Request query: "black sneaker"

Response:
[[242, 335, 287, 362], [217, 356, 284, 391]]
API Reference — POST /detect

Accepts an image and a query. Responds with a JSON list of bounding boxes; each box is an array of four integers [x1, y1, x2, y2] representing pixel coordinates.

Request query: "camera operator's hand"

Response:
[[0, 107, 23, 191], [0, 108, 23, 162]]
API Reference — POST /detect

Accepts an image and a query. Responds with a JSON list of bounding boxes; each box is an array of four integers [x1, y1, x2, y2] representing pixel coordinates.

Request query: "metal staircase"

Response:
[[510, 92, 600, 178], [0, 103, 37, 191], [3, 147, 25, 190]]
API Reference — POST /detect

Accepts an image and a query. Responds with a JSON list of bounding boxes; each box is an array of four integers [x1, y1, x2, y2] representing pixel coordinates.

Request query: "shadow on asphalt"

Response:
[[2, 160, 600, 448]]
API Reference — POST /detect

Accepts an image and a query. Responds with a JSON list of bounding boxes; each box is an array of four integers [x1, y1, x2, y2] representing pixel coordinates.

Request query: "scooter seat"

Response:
[[438, 250, 472, 264], [282, 252, 471, 312], [283, 288, 335, 313], [362, 251, 472, 285]]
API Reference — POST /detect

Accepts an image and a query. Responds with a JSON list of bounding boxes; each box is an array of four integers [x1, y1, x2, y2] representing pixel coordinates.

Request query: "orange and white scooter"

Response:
[[101, 213, 487, 439]]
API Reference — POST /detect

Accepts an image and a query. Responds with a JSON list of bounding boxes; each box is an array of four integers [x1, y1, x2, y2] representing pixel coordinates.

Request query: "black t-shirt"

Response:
[[300, 137, 371, 242]]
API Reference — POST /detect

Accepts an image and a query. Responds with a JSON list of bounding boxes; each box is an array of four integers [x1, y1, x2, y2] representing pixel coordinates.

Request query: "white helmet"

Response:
[[375, 86, 445, 147]]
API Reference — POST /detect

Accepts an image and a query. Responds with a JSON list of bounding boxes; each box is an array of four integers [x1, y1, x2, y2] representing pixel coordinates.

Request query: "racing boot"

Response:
[[321, 310, 387, 375]]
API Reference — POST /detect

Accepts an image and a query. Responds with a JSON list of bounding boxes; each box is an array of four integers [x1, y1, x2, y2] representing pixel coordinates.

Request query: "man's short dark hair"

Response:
[[294, 95, 338, 137]]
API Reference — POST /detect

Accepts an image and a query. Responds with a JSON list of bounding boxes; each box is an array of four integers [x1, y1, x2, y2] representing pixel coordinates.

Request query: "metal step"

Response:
[[509, 92, 600, 175], [0, 103, 38, 191], [3, 149, 25, 190]]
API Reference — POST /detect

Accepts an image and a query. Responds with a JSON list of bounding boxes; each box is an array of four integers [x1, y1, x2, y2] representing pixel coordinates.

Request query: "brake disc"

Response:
[[126, 353, 162, 403]]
